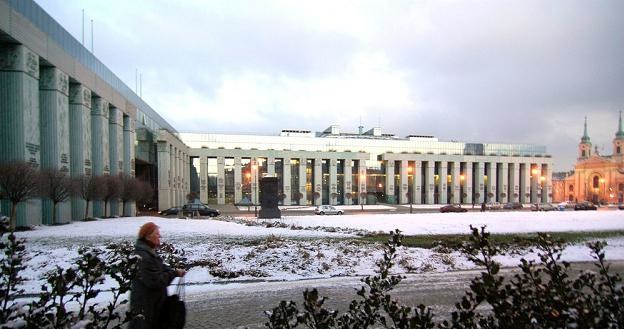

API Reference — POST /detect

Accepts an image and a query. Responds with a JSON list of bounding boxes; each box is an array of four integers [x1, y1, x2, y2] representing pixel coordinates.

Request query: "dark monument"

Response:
[[258, 176, 282, 219]]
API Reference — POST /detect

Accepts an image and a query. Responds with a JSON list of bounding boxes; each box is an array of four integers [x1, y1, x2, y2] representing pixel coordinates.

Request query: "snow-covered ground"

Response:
[[11, 211, 624, 299]]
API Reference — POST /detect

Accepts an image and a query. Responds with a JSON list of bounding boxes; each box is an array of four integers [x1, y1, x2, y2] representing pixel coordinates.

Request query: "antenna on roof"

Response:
[[81, 9, 84, 45], [90, 19, 94, 53], [140, 73, 143, 98]]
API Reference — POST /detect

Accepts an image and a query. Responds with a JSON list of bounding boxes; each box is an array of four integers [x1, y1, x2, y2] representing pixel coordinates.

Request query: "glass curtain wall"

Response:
[[224, 158, 235, 204], [275, 158, 284, 204], [408, 161, 414, 203], [322, 159, 329, 205], [352, 160, 359, 205], [207, 157, 218, 204], [366, 160, 385, 204], [306, 159, 314, 205], [337, 160, 344, 205], [242, 158, 251, 202], [291, 159, 300, 204], [393, 161, 400, 204]]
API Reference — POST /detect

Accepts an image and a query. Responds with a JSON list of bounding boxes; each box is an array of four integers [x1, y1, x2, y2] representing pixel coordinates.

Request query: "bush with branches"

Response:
[[0, 217, 187, 328], [72, 175, 108, 220], [265, 227, 624, 328], [38, 168, 72, 225], [102, 175, 122, 217], [0, 162, 40, 230]]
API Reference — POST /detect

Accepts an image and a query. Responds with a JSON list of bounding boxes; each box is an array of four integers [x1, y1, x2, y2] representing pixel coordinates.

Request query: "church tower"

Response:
[[613, 111, 624, 161], [578, 117, 592, 160]]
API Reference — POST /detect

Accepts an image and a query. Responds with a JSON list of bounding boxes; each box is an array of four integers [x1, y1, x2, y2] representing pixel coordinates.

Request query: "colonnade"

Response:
[[0, 44, 136, 225], [157, 132, 190, 210], [191, 151, 552, 206]]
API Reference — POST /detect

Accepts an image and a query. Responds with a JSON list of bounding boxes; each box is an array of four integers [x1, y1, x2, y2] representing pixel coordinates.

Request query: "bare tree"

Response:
[[0, 162, 39, 230], [120, 175, 141, 216], [102, 175, 122, 218], [136, 180, 154, 213], [38, 168, 72, 225], [72, 175, 107, 220]]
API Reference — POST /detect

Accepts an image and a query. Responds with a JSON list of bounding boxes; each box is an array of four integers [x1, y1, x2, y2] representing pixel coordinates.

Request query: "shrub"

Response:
[[265, 227, 624, 328]]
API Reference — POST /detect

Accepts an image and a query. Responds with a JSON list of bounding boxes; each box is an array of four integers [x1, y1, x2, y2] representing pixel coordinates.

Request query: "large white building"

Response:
[[0, 0, 553, 226], [168, 125, 553, 208]]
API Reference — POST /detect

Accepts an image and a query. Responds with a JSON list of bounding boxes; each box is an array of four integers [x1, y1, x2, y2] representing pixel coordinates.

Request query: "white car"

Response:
[[315, 205, 344, 215]]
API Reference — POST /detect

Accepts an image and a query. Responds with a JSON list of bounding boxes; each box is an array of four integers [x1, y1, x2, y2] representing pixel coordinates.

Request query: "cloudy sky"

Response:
[[35, 0, 624, 171]]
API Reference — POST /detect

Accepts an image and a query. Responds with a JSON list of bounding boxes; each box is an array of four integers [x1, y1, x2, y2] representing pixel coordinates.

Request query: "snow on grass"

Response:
[[273, 210, 624, 235], [9, 211, 624, 300]]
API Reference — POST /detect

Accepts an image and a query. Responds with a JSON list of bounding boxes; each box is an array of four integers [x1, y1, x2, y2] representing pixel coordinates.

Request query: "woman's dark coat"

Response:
[[129, 239, 177, 329]]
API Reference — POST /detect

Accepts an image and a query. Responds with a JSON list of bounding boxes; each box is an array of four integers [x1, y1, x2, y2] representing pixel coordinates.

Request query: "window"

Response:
[[568, 184, 574, 192], [617, 146, 621, 154], [593, 176, 599, 189]]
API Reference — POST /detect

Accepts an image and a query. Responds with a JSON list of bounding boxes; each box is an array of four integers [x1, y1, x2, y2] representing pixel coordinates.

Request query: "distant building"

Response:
[[553, 114, 624, 204], [180, 126, 553, 207]]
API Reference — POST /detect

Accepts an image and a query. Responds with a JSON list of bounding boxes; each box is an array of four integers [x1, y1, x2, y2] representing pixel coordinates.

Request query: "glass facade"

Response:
[[290, 159, 300, 204], [207, 157, 218, 204]]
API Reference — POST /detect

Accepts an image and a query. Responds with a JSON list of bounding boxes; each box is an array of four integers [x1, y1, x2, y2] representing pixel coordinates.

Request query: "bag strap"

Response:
[[173, 276, 185, 300]]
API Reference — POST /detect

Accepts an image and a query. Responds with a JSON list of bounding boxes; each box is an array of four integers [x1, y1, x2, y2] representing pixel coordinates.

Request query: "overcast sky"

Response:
[[35, 0, 624, 171]]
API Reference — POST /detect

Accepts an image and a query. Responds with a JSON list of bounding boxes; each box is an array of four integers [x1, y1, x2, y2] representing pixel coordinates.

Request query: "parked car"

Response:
[[159, 206, 181, 216], [503, 202, 523, 210], [619, 203, 624, 210], [531, 203, 557, 212], [485, 202, 501, 210], [315, 205, 344, 215], [440, 204, 468, 213], [182, 204, 220, 217], [574, 201, 597, 211]]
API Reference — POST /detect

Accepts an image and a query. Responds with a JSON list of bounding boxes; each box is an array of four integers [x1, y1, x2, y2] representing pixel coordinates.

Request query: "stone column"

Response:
[[91, 97, 109, 216], [385, 160, 395, 204], [267, 157, 275, 176], [299, 158, 308, 205], [486, 163, 496, 203], [123, 115, 135, 216], [69, 83, 92, 221], [108, 107, 123, 215], [451, 161, 460, 204], [530, 164, 538, 204], [510, 163, 520, 202], [200, 157, 208, 204], [157, 141, 171, 210], [344, 160, 352, 205], [413, 161, 422, 204], [0, 44, 41, 226], [313, 158, 322, 205], [542, 163, 551, 203], [520, 163, 530, 204], [39, 67, 71, 224], [358, 162, 367, 204], [217, 156, 225, 204], [438, 162, 448, 204], [464, 162, 473, 205], [329, 159, 337, 205], [283, 158, 291, 205], [500, 163, 509, 204], [234, 157, 242, 204], [475, 162, 485, 204], [425, 161, 434, 204], [168, 147, 174, 206], [399, 160, 408, 204]]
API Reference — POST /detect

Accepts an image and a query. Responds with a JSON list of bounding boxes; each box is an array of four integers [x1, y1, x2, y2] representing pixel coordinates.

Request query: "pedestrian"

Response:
[[481, 202, 486, 212], [129, 222, 186, 329]]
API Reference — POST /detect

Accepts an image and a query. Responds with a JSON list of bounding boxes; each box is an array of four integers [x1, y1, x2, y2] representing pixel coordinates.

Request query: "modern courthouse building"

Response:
[[0, 0, 553, 226]]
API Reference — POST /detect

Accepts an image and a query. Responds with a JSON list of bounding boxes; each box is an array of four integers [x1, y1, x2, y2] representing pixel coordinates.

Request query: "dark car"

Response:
[[440, 204, 468, 213], [503, 202, 523, 210], [574, 201, 597, 211], [182, 204, 220, 217], [619, 203, 624, 210], [159, 206, 181, 216]]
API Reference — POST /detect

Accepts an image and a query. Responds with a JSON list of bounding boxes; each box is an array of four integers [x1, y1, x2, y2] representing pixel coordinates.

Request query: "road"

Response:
[[183, 261, 624, 329]]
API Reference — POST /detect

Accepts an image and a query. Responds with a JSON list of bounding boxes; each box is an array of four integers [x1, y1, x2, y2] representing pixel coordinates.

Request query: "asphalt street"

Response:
[[183, 261, 624, 329]]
